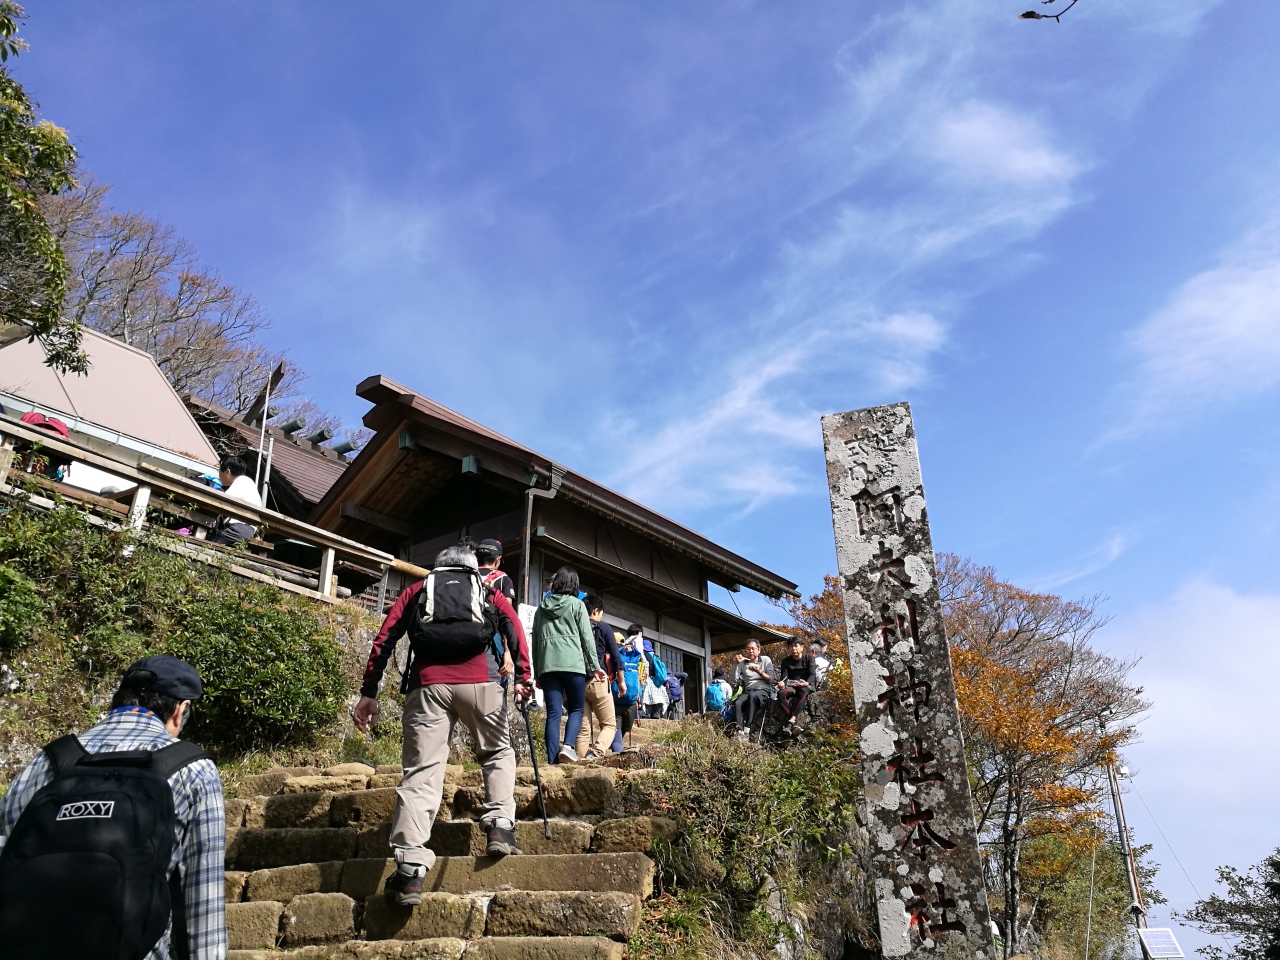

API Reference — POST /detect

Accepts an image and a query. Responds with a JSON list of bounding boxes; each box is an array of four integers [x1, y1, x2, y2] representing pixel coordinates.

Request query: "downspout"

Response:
[[521, 464, 563, 604]]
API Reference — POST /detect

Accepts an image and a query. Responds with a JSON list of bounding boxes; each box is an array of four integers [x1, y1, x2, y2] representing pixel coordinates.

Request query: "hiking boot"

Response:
[[557, 745, 579, 764], [486, 821, 522, 857], [383, 867, 425, 906]]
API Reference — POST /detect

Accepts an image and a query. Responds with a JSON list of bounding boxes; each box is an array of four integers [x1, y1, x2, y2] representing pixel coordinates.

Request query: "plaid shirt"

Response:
[[0, 709, 227, 960]]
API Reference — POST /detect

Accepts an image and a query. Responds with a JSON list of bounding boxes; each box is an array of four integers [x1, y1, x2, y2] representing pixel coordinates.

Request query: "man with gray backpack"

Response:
[[0, 655, 226, 960], [353, 546, 531, 906]]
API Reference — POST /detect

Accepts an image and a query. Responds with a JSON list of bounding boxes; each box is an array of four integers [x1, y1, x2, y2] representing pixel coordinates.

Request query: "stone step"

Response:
[[228, 769, 651, 834], [228, 816, 674, 871], [364, 891, 640, 941], [226, 888, 639, 951], [226, 935, 625, 960], [227, 852, 654, 906]]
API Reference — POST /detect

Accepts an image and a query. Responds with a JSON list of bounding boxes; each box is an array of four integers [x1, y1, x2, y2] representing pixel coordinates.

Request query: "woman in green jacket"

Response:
[[532, 565, 605, 763]]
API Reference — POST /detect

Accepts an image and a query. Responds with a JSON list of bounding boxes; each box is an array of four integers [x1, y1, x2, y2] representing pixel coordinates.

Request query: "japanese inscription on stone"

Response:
[[822, 403, 993, 958]]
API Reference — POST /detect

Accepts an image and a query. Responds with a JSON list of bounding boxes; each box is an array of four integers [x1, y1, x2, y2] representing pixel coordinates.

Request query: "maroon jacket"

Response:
[[360, 580, 531, 698]]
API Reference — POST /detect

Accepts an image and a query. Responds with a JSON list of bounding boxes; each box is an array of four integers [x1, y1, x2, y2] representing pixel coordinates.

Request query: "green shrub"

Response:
[[0, 494, 351, 756], [632, 723, 867, 954], [166, 585, 349, 749], [0, 564, 42, 650]]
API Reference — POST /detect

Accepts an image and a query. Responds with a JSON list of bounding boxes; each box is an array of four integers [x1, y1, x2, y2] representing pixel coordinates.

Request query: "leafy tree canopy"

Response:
[[0, 1, 81, 372], [1180, 850, 1280, 960]]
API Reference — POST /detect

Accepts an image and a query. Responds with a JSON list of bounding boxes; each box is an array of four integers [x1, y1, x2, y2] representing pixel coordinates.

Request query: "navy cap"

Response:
[[124, 655, 203, 701], [475, 538, 503, 555]]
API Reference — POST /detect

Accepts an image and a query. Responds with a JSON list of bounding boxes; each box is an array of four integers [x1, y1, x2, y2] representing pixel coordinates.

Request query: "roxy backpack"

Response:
[[410, 565, 495, 664], [0, 734, 210, 960]]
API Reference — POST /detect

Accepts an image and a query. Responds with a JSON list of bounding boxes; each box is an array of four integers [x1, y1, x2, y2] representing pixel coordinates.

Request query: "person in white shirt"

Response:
[[810, 643, 831, 686], [210, 455, 262, 545]]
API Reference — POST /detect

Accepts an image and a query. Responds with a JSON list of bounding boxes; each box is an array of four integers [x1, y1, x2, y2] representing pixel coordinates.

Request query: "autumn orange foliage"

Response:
[[767, 559, 1147, 958]]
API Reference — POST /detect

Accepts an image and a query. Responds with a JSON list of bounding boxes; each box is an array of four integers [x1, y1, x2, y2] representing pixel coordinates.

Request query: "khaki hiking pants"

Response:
[[389, 682, 515, 870], [575, 677, 616, 758]]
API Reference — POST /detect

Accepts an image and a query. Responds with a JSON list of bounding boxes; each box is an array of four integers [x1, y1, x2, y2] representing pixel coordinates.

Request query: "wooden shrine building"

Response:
[[311, 375, 798, 707]]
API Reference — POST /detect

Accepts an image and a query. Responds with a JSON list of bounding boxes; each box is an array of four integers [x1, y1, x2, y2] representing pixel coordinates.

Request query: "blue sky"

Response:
[[19, 0, 1280, 950]]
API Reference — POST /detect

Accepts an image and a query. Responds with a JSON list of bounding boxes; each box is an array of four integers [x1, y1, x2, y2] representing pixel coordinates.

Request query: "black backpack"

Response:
[[408, 565, 496, 666], [0, 734, 210, 960]]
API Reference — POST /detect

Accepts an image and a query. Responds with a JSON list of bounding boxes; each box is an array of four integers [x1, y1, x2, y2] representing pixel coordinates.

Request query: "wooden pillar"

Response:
[[0, 434, 15, 490], [319, 547, 336, 597], [127, 484, 151, 532]]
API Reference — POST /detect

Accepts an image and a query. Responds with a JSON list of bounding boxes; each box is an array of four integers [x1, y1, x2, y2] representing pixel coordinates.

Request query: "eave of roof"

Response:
[[328, 375, 799, 599]]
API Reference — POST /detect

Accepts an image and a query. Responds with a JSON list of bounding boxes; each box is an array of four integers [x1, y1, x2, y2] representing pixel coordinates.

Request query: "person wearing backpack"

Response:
[[0, 655, 226, 960], [531, 566, 605, 764], [353, 546, 532, 907], [475, 538, 516, 676], [575, 594, 624, 760], [704, 667, 732, 715], [610, 635, 643, 751]]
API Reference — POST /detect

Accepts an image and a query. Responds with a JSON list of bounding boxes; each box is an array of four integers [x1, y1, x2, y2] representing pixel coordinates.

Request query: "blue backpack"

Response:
[[705, 680, 726, 711], [613, 647, 643, 707], [646, 651, 668, 686]]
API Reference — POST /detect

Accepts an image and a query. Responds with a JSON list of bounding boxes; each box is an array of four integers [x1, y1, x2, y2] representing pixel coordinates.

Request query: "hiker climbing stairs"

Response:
[[223, 756, 676, 959]]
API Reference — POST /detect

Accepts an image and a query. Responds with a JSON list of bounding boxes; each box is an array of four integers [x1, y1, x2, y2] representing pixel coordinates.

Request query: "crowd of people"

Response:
[[0, 534, 836, 957]]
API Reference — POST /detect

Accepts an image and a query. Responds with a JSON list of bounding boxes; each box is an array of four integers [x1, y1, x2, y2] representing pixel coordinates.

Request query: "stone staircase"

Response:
[[223, 750, 677, 960]]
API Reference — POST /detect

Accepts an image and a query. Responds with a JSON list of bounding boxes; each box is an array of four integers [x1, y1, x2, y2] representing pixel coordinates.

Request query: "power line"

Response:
[[1130, 782, 1202, 901]]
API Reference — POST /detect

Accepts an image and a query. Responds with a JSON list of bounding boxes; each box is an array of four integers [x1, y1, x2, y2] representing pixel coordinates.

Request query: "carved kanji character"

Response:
[[877, 665, 931, 723], [901, 800, 957, 857], [881, 736, 945, 793], [854, 487, 902, 538], [874, 601, 917, 656], [906, 881, 967, 941]]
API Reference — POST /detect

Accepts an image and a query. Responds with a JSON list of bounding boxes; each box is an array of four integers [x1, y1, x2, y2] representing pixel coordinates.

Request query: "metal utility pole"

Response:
[[1101, 708, 1152, 960]]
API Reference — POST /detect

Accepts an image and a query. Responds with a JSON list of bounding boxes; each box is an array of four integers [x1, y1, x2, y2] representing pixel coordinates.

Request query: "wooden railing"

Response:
[[0, 412, 427, 604]]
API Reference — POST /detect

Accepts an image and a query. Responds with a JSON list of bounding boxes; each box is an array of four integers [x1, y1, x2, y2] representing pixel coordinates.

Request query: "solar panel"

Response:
[[1139, 928, 1185, 959]]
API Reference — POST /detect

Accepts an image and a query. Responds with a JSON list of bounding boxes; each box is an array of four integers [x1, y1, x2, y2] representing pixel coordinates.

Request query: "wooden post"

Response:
[[127, 484, 151, 532], [0, 434, 15, 490], [319, 547, 336, 597]]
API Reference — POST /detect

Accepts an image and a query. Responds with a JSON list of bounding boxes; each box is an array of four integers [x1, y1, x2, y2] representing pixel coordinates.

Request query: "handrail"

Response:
[[0, 412, 394, 569]]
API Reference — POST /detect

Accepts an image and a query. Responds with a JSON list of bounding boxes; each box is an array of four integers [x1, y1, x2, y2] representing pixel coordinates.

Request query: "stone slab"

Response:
[[281, 892, 357, 946], [463, 937, 625, 960], [485, 891, 641, 940], [590, 816, 677, 853], [226, 798, 248, 829], [338, 853, 654, 900], [822, 403, 994, 959], [226, 827, 243, 868], [362, 893, 483, 941], [331, 787, 398, 825], [375, 763, 403, 775], [262, 791, 336, 829], [245, 861, 345, 902], [325, 762, 376, 777], [228, 940, 466, 960], [226, 900, 284, 950], [284, 775, 368, 794], [369, 774, 403, 789], [357, 821, 393, 859], [237, 767, 320, 798], [234, 827, 358, 871], [225, 870, 249, 903]]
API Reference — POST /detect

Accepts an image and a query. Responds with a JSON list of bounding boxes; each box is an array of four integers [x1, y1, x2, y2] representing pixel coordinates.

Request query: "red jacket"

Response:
[[360, 580, 531, 697]]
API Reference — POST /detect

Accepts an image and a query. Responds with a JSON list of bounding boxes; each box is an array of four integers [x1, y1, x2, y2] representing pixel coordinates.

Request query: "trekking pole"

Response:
[[517, 696, 552, 839]]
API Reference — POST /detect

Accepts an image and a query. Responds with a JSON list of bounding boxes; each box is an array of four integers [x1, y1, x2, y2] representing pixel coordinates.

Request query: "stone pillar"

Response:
[[822, 403, 994, 959]]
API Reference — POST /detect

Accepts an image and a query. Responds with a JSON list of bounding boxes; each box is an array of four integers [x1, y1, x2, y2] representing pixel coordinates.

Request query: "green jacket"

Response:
[[532, 593, 600, 678]]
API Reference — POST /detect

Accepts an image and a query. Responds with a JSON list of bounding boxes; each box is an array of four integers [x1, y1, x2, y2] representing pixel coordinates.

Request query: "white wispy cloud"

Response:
[[1103, 578, 1280, 934], [1116, 214, 1280, 435], [607, 2, 1086, 514], [1023, 532, 1129, 590]]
